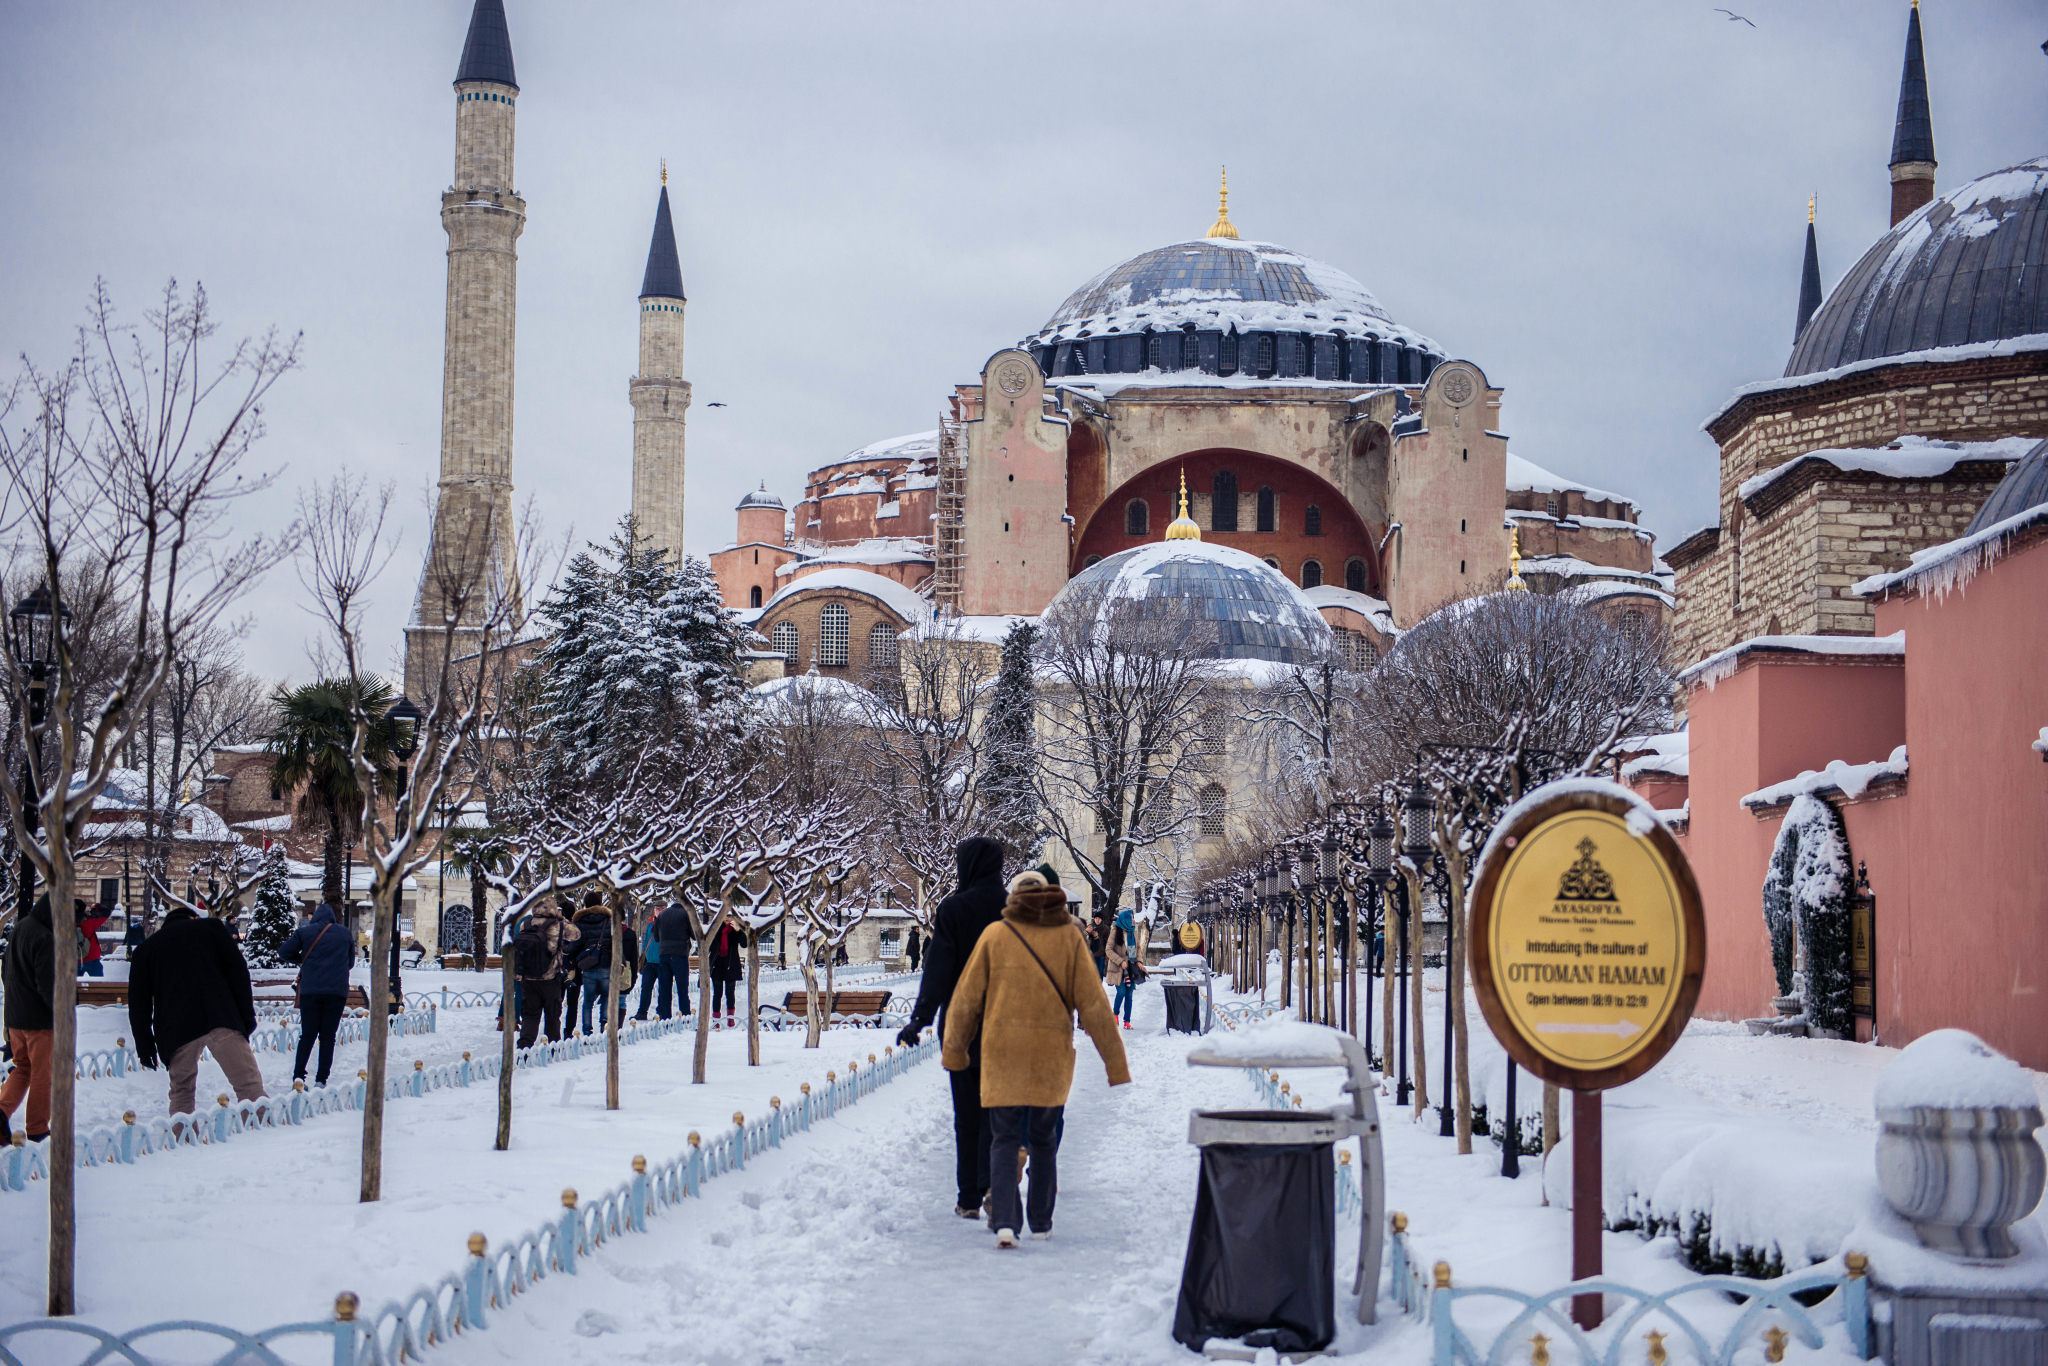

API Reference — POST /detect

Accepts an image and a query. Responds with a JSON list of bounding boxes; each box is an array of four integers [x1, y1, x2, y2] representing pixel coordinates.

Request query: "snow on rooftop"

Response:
[[832, 430, 939, 465], [1509, 509, 1652, 538], [775, 539, 932, 576], [1677, 631, 1906, 690], [1056, 373, 1390, 399], [1704, 331, 2048, 431], [1506, 453, 1634, 508], [1566, 579, 1675, 609], [762, 567, 934, 623], [1853, 500, 2048, 602], [1736, 435, 2038, 503], [935, 614, 1037, 644], [1300, 584, 1398, 634], [1741, 746, 1907, 810]]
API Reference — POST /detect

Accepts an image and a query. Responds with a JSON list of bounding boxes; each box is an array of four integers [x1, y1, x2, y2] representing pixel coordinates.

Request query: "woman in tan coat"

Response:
[[943, 866, 1131, 1247]]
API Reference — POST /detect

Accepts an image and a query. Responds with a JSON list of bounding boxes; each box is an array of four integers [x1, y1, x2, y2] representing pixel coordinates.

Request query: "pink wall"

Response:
[[1876, 534, 2048, 1070]]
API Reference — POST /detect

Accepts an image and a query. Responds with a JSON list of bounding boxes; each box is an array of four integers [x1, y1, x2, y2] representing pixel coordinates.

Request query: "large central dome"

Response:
[[1020, 238, 1444, 385], [1042, 541, 1334, 665]]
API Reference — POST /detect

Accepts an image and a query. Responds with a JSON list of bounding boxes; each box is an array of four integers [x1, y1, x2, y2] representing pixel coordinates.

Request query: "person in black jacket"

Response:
[[279, 902, 352, 1085], [643, 900, 694, 1019], [0, 894, 58, 1143], [705, 916, 745, 1029], [128, 906, 267, 1117], [897, 836, 1007, 1218]]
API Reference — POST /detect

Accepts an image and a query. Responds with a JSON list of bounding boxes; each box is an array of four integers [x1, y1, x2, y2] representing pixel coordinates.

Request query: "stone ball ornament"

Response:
[[1873, 1029, 2045, 1260]]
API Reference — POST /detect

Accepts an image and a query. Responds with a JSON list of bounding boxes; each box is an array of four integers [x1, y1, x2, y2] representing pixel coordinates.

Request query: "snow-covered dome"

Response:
[[1020, 238, 1443, 383], [736, 483, 784, 510], [1787, 157, 2048, 378], [1043, 541, 1334, 665]]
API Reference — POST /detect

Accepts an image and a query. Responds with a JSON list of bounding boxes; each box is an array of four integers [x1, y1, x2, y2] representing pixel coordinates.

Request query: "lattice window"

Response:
[[868, 621, 899, 667], [1620, 610, 1647, 645], [819, 603, 850, 666], [1305, 504, 1322, 536], [1212, 471, 1238, 531], [1301, 560, 1323, 589], [1199, 783, 1226, 837], [1256, 487, 1275, 533], [1126, 499, 1149, 535], [1181, 330, 1200, 370], [771, 621, 799, 662], [1256, 335, 1275, 376]]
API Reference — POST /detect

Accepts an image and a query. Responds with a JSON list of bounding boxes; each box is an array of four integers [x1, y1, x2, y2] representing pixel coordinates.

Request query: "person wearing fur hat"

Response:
[[943, 863, 1131, 1248]]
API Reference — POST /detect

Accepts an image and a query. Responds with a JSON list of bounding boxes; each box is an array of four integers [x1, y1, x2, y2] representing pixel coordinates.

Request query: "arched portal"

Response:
[[1071, 448, 1381, 594]]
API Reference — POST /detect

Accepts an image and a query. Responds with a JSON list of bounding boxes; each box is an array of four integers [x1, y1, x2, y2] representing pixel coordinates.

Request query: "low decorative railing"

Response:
[[0, 1039, 141, 1086], [0, 1038, 940, 1366], [0, 1011, 441, 1092], [404, 988, 500, 1012], [1386, 1216, 1874, 1364], [1213, 999, 1288, 1030]]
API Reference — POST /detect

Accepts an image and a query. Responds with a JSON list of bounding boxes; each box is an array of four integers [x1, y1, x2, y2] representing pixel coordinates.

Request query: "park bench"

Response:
[[760, 989, 893, 1030], [73, 981, 370, 1011]]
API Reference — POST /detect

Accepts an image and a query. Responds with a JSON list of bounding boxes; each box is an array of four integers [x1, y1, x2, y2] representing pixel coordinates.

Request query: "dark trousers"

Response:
[[517, 979, 565, 1047], [711, 976, 738, 1015], [561, 979, 581, 1033], [293, 993, 346, 1083], [950, 1060, 992, 1209], [637, 958, 684, 1018], [987, 1105, 1063, 1235]]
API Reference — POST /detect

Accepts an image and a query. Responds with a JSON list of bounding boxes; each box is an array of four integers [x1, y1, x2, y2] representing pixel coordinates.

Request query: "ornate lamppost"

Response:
[[384, 695, 422, 1013], [6, 587, 65, 925], [1399, 775, 1433, 1108]]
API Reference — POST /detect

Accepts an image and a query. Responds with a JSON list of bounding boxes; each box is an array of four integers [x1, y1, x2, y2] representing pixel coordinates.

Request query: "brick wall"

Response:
[[754, 590, 914, 680]]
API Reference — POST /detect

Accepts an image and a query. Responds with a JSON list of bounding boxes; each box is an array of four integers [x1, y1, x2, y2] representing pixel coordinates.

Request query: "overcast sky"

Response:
[[2, 1, 2042, 685]]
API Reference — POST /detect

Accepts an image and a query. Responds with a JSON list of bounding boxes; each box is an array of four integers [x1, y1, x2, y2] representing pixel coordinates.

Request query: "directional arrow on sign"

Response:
[[1535, 1019, 1643, 1038]]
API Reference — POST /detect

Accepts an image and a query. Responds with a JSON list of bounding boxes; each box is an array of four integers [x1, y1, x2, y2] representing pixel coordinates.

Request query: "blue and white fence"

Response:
[[1386, 1216, 1874, 1364], [0, 1011, 440, 1092], [0, 1038, 941, 1366]]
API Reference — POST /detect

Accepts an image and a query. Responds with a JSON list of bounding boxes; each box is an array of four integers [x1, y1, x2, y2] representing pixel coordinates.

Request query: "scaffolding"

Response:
[[931, 413, 966, 616]]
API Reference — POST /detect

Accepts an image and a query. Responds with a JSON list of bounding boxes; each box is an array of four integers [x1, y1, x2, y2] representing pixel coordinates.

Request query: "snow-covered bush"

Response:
[[1760, 794, 1853, 1036]]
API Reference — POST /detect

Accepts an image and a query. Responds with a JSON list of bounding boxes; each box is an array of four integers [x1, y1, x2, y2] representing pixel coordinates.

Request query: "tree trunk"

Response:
[[605, 895, 621, 1111], [692, 900, 724, 1084], [47, 841, 77, 1315], [360, 862, 393, 1202], [322, 799, 344, 906], [746, 928, 761, 1066], [1448, 853, 1473, 1156], [800, 940, 823, 1049], [495, 950, 514, 1149], [1543, 1083, 1561, 1155]]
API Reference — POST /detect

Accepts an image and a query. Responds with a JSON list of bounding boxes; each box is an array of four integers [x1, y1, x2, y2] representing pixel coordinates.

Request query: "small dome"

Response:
[[1787, 157, 2048, 377], [737, 483, 784, 510], [1043, 542, 1333, 665], [1965, 438, 2048, 534]]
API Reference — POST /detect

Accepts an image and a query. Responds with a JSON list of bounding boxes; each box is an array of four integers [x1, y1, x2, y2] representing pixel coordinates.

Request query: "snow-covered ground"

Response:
[[5, 965, 2044, 1364]]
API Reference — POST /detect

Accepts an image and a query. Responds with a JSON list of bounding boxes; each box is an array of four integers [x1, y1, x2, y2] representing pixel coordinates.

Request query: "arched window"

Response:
[[1263, 556, 1280, 569], [1620, 609, 1647, 644], [1255, 487, 1275, 533], [819, 603, 850, 666], [1345, 559, 1367, 593], [1211, 470, 1238, 531], [1083, 554, 1102, 568], [1304, 504, 1322, 536], [1125, 499, 1149, 536], [771, 621, 799, 662], [1181, 329, 1200, 371], [868, 621, 899, 667], [1301, 560, 1323, 589], [1198, 783, 1226, 837], [749, 585, 762, 608], [1255, 335, 1275, 377], [1146, 332, 1164, 369]]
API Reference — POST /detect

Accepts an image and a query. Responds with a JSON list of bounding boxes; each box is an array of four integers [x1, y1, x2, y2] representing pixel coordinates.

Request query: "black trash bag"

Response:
[[1163, 982, 1204, 1034], [1172, 1139, 1336, 1354]]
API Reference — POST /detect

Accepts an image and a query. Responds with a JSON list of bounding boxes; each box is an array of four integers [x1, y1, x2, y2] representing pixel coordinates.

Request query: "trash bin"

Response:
[[1163, 981, 1205, 1034], [1177, 1027, 1386, 1352], [1173, 1111, 1338, 1353]]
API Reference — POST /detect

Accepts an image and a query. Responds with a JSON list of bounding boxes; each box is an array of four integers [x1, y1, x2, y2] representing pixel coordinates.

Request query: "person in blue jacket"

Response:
[[280, 902, 353, 1086]]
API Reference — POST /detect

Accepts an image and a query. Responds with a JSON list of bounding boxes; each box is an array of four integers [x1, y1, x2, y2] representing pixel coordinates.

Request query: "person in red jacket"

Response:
[[76, 903, 111, 978]]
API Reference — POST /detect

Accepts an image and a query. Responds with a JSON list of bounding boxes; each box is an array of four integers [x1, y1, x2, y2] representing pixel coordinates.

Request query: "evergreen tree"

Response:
[[976, 619, 1044, 877], [245, 845, 297, 966], [534, 517, 752, 778]]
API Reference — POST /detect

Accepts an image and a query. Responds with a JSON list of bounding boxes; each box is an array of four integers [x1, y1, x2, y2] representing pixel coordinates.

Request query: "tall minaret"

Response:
[[630, 168, 690, 561], [407, 0, 525, 698], [1889, 0, 1936, 226], [1795, 195, 1823, 341]]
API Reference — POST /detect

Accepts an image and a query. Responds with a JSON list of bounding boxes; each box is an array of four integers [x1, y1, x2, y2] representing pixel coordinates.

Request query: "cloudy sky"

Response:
[[2, 0, 2042, 684]]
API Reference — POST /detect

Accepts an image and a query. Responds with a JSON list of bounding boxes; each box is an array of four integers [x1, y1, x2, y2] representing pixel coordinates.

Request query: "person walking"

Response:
[[514, 898, 579, 1047], [706, 915, 745, 1029], [943, 866, 1130, 1248], [896, 837, 1008, 1219], [1087, 910, 1109, 983], [1106, 915, 1137, 1029], [278, 902, 352, 1086], [905, 927, 921, 972], [633, 911, 664, 1020], [77, 903, 111, 978], [128, 904, 267, 1118], [0, 893, 58, 1144], [652, 898, 693, 1018], [570, 893, 616, 1036]]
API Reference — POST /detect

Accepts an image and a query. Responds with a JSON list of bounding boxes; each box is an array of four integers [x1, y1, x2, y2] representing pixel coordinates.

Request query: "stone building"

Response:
[[1669, 6, 2048, 666]]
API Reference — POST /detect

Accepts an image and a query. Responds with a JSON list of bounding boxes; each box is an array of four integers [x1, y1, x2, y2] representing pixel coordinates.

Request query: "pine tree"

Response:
[[976, 619, 1044, 878], [534, 517, 752, 778], [246, 845, 297, 967]]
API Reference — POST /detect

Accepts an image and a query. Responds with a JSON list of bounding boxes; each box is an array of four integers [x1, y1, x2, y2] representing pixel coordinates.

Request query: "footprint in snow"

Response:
[[573, 1310, 622, 1337]]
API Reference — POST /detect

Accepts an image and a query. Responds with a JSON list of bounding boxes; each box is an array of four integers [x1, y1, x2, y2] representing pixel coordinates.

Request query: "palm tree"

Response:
[[264, 677, 398, 906]]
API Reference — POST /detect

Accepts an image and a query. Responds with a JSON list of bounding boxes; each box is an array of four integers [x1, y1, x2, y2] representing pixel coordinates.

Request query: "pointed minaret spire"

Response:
[[1206, 167, 1239, 240], [631, 167, 690, 561], [1888, 0, 1936, 226], [640, 177, 685, 301], [1796, 195, 1823, 341], [455, 0, 518, 90]]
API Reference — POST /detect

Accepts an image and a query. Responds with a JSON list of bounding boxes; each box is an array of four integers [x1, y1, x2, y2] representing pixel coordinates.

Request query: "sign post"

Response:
[[1468, 783, 1704, 1329]]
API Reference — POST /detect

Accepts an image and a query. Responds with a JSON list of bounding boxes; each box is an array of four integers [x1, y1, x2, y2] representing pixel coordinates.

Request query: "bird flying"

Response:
[[1714, 8, 1756, 25]]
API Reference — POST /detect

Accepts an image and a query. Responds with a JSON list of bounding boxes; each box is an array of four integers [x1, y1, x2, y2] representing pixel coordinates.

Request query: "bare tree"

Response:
[[0, 281, 298, 1313]]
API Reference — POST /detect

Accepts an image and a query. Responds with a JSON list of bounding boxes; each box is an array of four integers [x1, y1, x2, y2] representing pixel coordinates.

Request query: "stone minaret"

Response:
[[630, 171, 690, 562], [1795, 196, 1823, 341], [407, 0, 524, 698], [1889, 0, 1936, 227]]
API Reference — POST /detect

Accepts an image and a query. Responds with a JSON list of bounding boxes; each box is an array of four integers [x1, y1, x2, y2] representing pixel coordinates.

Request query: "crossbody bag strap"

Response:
[[1004, 922, 1073, 1018]]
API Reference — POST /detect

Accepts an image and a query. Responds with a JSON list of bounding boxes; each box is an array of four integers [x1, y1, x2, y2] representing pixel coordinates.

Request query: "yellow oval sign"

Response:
[[1178, 922, 1202, 950], [1470, 787, 1705, 1090]]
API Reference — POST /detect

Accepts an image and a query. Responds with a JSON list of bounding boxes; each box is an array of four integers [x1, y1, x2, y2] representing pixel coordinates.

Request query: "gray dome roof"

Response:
[[1787, 157, 2048, 378], [1023, 239, 1439, 354], [1044, 542, 1333, 665], [1965, 438, 2048, 534], [737, 484, 784, 510]]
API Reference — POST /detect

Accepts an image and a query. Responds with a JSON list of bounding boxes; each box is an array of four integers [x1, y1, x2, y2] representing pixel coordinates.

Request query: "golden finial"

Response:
[[1763, 1325, 1789, 1363], [1529, 1333, 1551, 1366], [1165, 469, 1203, 540], [1506, 525, 1529, 591], [661, 158, 667, 187], [1645, 1329, 1668, 1365], [1808, 192, 1816, 224], [1206, 166, 1239, 240]]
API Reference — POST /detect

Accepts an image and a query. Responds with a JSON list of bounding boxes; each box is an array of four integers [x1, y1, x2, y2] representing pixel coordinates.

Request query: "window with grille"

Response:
[[1147, 333, 1164, 369], [1345, 559, 1367, 593], [1620, 610, 1646, 644], [1256, 487, 1275, 532], [1301, 560, 1323, 589], [1126, 499, 1149, 535], [1220, 332, 1239, 374], [819, 603, 850, 666], [1546, 496, 1559, 517], [868, 621, 899, 667], [749, 585, 762, 608], [1199, 783, 1226, 836], [1305, 504, 1322, 536], [1256, 335, 1275, 376], [771, 621, 799, 662], [1181, 330, 1199, 370], [1212, 471, 1238, 531], [1197, 711, 1225, 756]]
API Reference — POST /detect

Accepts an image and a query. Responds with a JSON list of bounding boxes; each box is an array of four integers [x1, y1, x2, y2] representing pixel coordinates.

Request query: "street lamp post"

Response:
[[8, 587, 67, 926], [1365, 799, 1395, 1069], [1319, 829, 1342, 1033], [384, 696, 422, 1014], [1400, 777, 1433, 1109]]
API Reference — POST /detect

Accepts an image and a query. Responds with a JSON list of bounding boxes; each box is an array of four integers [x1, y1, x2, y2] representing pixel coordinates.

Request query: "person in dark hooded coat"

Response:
[[897, 836, 1007, 1217], [279, 902, 352, 1085]]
